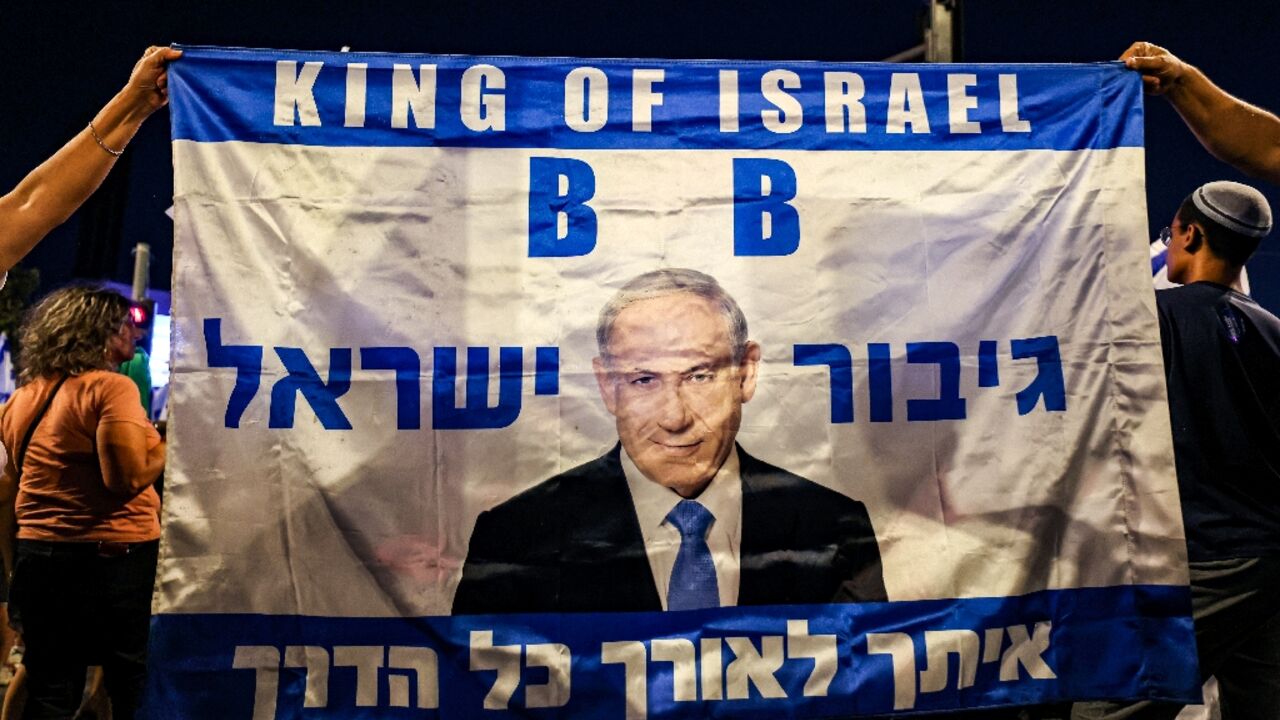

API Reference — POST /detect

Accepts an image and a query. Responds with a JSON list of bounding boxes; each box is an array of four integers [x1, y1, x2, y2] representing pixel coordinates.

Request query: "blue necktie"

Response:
[[665, 500, 720, 611]]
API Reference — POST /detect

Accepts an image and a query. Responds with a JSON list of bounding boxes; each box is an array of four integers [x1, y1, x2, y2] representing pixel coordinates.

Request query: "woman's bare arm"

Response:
[[0, 46, 182, 273]]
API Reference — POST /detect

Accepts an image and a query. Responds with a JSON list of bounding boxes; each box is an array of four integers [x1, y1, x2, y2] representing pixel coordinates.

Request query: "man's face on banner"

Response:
[[593, 291, 761, 498]]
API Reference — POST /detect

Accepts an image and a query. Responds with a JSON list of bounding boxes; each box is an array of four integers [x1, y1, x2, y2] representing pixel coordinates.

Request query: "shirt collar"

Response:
[[621, 445, 742, 537]]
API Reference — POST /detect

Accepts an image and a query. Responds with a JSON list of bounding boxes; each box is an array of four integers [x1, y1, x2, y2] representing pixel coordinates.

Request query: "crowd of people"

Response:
[[0, 41, 1274, 719]]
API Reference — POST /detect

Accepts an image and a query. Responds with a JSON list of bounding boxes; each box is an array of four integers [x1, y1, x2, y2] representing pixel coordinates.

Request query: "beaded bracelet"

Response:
[[88, 120, 124, 157]]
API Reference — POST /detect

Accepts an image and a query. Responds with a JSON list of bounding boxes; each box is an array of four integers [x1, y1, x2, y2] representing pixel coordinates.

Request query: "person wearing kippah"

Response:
[[1072, 182, 1280, 719], [1121, 42, 1280, 185]]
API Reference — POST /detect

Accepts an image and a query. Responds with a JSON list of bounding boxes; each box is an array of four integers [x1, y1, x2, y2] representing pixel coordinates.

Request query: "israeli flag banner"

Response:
[[151, 45, 1196, 718]]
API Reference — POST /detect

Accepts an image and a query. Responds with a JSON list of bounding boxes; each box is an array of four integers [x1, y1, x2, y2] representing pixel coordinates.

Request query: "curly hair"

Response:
[[16, 286, 131, 385]]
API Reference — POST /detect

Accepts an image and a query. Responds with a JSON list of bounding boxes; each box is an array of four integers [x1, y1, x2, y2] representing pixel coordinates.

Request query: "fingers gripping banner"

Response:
[[153, 46, 1197, 718]]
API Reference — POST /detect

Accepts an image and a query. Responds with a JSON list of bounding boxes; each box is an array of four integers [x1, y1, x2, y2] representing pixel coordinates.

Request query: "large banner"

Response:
[[153, 46, 1197, 718]]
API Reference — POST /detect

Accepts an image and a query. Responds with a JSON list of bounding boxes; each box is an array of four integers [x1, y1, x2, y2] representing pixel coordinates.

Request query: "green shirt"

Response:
[[118, 347, 152, 419]]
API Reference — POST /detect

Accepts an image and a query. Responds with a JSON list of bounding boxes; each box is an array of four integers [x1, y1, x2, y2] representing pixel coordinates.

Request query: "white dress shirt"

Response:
[[621, 447, 742, 609]]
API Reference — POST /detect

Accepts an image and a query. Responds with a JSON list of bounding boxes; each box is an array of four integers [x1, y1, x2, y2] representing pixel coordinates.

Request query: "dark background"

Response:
[[3, 0, 1278, 310]]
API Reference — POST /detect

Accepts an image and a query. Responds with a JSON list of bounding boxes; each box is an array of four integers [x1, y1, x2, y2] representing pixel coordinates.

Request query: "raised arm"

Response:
[[1122, 42, 1280, 185], [0, 46, 182, 273]]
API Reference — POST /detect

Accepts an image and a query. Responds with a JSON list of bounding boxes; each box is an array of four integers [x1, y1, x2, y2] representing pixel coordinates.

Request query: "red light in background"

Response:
[[128, 302, 152, 325]]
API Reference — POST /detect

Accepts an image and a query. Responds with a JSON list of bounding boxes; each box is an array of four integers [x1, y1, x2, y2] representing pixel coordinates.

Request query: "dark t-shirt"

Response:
[[1157, 282, 1280, 560]]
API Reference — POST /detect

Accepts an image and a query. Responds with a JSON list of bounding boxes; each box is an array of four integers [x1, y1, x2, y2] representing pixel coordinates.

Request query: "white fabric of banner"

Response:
[[162, 141, 1182, 618]]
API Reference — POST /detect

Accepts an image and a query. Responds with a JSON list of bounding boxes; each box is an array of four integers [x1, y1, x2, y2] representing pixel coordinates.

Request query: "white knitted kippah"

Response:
[[1192, 181, 1272, 238]]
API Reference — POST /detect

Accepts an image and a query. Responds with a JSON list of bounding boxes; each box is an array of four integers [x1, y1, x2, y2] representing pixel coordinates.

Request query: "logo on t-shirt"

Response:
[[1217, 304, 1248, 344]]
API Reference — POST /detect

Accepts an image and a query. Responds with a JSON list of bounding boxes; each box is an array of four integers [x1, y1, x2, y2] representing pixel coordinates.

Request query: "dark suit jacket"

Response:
[[452, 445, 886, 614]]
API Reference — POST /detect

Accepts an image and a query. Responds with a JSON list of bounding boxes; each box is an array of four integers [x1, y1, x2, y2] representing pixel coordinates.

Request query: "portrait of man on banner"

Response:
[[453, 268, 887, 614]]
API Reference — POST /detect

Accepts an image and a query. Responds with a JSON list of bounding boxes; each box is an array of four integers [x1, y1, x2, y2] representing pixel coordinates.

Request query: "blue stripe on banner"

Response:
[[169, 45, 1143, 152], [143, 585, 1197, 719]]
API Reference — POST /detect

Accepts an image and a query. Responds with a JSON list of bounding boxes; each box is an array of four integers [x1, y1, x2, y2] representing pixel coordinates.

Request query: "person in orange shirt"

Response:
[[0, 286, 164, 720]]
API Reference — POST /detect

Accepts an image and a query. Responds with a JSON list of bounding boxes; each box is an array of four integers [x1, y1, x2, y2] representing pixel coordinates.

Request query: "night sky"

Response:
[[3, 1, 1279, 309]]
